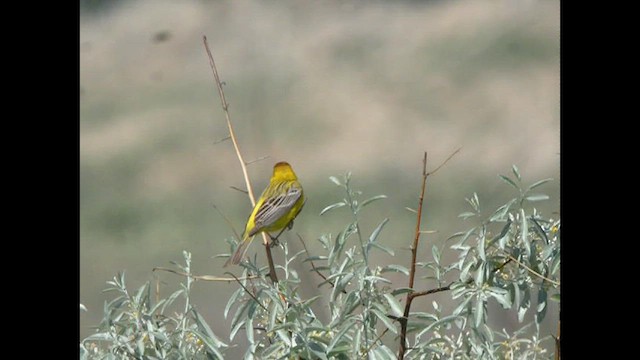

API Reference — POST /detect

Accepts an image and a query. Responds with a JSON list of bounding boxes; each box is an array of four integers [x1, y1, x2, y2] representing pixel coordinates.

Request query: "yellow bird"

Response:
[[224, 161, 305, 267]]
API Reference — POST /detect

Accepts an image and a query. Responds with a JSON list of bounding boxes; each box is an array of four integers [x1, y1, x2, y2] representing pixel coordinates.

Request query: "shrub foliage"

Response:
[[81, 166, 560, 359]]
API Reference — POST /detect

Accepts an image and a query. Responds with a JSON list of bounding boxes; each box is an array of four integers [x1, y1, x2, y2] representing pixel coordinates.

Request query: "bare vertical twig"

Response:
[[202, 35, 278, 283], [398, 148, 461, 359], [398, 152, 428, 359]]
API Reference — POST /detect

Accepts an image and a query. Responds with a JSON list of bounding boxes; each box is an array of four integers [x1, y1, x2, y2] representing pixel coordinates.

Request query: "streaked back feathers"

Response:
[[224, 161, 305, 267]]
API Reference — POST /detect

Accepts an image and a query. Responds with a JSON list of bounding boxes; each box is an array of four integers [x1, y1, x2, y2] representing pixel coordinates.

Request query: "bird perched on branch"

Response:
[[224, 161, 305, 267]]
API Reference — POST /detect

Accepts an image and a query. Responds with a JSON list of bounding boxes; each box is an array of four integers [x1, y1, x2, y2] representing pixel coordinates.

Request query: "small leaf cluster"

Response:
[[80, 251, 227, 359]]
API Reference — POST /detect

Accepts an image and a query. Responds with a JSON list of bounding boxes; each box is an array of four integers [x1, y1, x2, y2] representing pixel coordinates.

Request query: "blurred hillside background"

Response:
[[80, 0, 560, 354]]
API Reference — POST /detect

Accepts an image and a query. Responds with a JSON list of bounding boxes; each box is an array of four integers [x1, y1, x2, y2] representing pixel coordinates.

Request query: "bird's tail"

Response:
[[223, 236, 251, 267]]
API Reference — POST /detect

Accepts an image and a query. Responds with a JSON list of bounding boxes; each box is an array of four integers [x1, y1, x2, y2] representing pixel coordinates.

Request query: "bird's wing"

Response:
[[251, 183, 302, 234]]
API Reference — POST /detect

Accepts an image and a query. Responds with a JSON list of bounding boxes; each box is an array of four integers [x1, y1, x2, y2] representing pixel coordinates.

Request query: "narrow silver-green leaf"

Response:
[[369, 218, 389, 243], [224, 287, 244, 319], [432, 245, 441, 265], [372, 308, 398, 335], [452, 294, 473, 316], [526, 178, 553, 192], [536, 288, 548, 323], [520, 209, 530, 257], [525, 194, 549, 202], [383, 293, 404, 318], [327, 318, 356, 353], [381, 264, 409, 275], [458, 212, 477, 219], [308, 341, 328, 360], [329, 176, 342, 186], [360, 195, 387, 208], [499, 174, 520, 191], [511, 164, 521, 181], [369, 242, 394, 256], [320, 202, 346, 216], [363, 275, 392, 284], [474, 262, 485, 287], [245, 317, 254, 345], [474, 295, 485, 328], [488, 287, 512, 309], [477, 232, 486, 261], [489, 199, 516, 222], [391, 287, 414, 296], [372, 345, 396, 360], [415, 314, 463, 338], [260, 342, 284, 359]]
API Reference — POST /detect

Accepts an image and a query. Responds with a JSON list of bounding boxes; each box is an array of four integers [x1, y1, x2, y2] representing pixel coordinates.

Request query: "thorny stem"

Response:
[[398, 152, 428, 359], [398, 149, 460, 359]]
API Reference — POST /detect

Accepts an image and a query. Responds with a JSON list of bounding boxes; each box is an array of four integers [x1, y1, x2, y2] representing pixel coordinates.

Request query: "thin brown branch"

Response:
[[399, 149, 461, 359], [427, 147, 462, 176], [203, 35, 277, 283], [229, 186, 248, 194], [153, 267, 258, 281], [399, 152, 428, 359], [408, 152, 428, 291], [361, 328, 389, 359], [409, 284, 452, 299], [297, 234, 346, 293], [504, 253, 561, 286], [213, 135, 231, 144], [226, 272, 269, 312], [245, 155, 270, 165], [212, 203, 241, 243]]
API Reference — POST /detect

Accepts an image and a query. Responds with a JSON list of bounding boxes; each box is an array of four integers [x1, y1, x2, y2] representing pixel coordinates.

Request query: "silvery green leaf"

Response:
[[458, 212, 477, 219], [520, 209, 530, 257], [360, 195, 387, 208], [525, 194, 549, 202], [432, 245, 441, 265], [391, 287, 414, 296], [369, 218, 389, 244], [329, 176, 341, 186], [488, 287, 512, 309], [536, 288, 548, 323], [381, 264, 409, 275], [452, 294, 474, 316], [460, 261, 475, 282], [261, 342, 284, 359], [224, 287, 243, 319], [308, 341, 328, 360], [474, 295, 485, 328], [526, 178, 553, 192], [477, 233, 486, 261], [369, 242, 394, 256], [327, 318, 356, 353], [320, 202, 346, 216], [383, 293, 404, 318], [372, 345, 396, 360], [499, 174, 519, 191], [415, 314, 463, 338], [474, 262, 485, 287], [192, 308, 227, 348], [511, 165, 521, 181], [372, 308, 398, 335]]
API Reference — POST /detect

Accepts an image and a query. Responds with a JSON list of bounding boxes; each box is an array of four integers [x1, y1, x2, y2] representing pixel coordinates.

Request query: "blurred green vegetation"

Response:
[[80, 0, 559, 353]]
